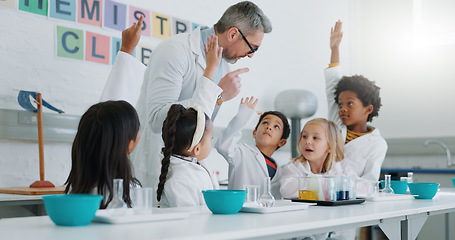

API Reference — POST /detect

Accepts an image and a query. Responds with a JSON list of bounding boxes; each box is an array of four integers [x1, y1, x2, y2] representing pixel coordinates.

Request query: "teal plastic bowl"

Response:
[[380, 180, 408, 194], [408, 183, 440, 199], [43, 194, 103, 226], [452, 178, 455, 187], [202, 190, 247, 214]]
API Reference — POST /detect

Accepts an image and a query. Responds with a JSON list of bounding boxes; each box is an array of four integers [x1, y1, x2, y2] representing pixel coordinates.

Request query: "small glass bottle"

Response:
[[258, 177, 275, 207], [107, 178, 127, 216], [407, 172, 414, 183], [382, 175, 394, 195]]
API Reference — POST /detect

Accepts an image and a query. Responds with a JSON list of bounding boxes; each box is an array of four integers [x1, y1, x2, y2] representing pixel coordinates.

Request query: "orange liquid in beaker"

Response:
[[299, 190, 318, 200]]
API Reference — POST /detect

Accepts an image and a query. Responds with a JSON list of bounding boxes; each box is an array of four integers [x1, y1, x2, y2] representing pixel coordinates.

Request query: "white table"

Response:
[[1, 189, 455, 240], [0, 193, 46, 217]]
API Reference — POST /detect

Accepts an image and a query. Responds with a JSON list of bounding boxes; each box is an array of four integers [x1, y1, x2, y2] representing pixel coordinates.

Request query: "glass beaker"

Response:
[[107, 178, 127, 216], [335, 175, 350, 200], [132, 187, 154, 214], [298, 176, 319, 200], [321, 176, 336, 201], [258, 177, 275, 207], [244, 185, 259, 206]]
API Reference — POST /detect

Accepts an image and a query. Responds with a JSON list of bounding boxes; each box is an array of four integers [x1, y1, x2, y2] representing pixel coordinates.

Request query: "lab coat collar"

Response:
[[189, 26, 206, 70], [245, 144, 269, 176], [344, 125, 380, 145], [172, 154, 198, 164]]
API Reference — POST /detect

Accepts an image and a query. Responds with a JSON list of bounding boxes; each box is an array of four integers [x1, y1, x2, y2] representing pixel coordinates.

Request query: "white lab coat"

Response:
[[324, 66, 388, 194], [215, 104, 282, 199], [279, 160, 344, 199], [161, 156, 219, 208], [100, 51, 146, 105], [101, 27, 229, 190]]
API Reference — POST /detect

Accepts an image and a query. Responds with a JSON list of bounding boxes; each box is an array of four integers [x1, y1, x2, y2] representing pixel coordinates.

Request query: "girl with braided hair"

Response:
[[156, 104, 219, 208]]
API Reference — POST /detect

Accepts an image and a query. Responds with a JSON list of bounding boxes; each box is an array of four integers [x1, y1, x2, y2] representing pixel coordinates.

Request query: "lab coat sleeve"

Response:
[[100, 51, 146, 105], [164, 178, 203, 207], [324, 66, 344, 127], [214, 104, 256, 165], [279, 162, 301, 199], [143, 42, 222, 133], [360, 138, 388, 182]]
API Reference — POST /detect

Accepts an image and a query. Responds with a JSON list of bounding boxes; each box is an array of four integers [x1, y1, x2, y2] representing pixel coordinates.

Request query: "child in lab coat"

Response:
[[156, 31, 223, 208], [325, 21, 387, 191], [280, 118, 344, 199], [215, 97, 290, 199], [65, 100, 141, 209], [280, 119, 350, 240], [156, 104, 219, 207]]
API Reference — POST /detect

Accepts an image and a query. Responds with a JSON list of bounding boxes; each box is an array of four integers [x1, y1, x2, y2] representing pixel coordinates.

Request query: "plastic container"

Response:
[[407, 182, 440, 199], [43, 194, 103, 226], [202, 190, 247, 214]]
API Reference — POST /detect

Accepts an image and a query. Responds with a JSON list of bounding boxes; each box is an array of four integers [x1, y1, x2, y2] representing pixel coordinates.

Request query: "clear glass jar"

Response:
[[258, 177, 275, 207]]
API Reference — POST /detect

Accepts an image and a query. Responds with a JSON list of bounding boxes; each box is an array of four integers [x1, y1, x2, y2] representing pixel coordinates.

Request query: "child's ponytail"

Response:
[[156, 104, 185, 203]]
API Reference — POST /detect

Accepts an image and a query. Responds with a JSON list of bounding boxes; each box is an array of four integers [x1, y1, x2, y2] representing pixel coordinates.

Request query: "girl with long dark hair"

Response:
[[65, 100, 141, 209]]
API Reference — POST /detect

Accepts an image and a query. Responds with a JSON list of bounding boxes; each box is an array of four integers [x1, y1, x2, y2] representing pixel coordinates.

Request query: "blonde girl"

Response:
[[280, 118, 344, 199]]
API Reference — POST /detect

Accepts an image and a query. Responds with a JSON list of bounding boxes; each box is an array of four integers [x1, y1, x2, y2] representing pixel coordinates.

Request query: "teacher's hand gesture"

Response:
[[218, 68, 249, 101]]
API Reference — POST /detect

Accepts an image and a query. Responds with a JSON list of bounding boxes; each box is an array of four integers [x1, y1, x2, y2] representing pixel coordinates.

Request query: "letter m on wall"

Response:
[[78, 0, 103, 27]]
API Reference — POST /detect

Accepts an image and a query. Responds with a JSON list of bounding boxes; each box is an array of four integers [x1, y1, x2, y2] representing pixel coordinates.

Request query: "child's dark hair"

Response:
[[254, 111, 290, 140], [156, 104, 210, 203], [65, 100, 141, 209], [334, 75, 382, 122]]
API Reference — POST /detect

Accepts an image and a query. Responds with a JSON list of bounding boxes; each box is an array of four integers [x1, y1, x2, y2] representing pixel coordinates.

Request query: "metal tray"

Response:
[[290, 198, 365, 206]]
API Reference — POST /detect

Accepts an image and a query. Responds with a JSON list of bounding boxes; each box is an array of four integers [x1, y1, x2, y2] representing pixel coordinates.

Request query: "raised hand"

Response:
[[330, 20, 343, 64], [120, 15, 143, 55], [203, 34, 223, 80], [241, 96, 262, 115], [218, 68, 249, 101], [330, 20, 343, 50]]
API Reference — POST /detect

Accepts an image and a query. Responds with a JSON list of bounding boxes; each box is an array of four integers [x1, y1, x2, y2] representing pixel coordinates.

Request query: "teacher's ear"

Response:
[[225, 27, 239, 42]]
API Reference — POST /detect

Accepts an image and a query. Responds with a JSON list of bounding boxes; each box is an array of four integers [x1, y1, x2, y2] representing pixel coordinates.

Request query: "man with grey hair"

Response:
[[101, 1, 272, 194]]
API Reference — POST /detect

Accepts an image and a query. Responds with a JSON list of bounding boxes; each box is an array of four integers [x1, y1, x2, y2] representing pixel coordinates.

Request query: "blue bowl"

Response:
[[380, 180, 408, 194], [408, 183, 440, 199], [202, 190, 247, 214], [43, 194, 103, 226], [452, 178, 455, 187]]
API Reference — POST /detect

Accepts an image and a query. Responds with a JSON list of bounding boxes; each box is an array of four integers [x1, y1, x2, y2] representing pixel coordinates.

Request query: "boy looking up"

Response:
[[325, 20, 387, 184], [215, 97, 290, 199]]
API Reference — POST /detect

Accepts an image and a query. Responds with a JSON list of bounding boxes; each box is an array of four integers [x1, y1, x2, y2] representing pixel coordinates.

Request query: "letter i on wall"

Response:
[[104, 0, 126, 31], [18, 0, 48, 16]]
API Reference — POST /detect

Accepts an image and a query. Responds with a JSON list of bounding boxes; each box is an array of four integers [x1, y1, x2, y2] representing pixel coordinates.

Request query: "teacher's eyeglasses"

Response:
[[238, 29, 258, 54]]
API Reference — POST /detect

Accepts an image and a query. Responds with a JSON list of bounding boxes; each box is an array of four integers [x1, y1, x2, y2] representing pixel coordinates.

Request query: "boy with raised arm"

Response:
[[215, 97, 290, 199], [325, 21, 387, 186]]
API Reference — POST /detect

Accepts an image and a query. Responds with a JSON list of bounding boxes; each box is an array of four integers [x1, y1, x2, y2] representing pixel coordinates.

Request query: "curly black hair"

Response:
[[334, 75, 382, 122]]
